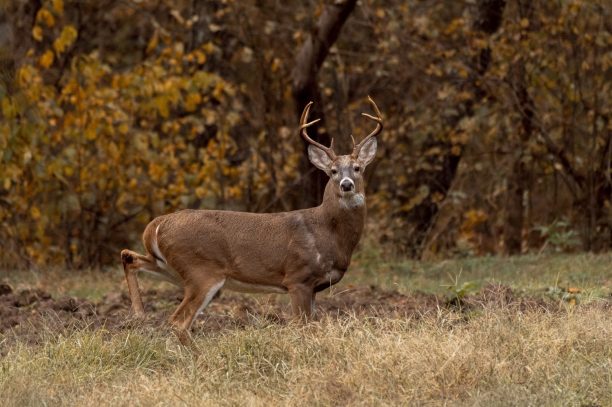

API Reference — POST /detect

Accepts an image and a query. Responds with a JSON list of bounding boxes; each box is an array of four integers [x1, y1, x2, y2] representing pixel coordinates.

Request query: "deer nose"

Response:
[[340, 178, 355, 192]]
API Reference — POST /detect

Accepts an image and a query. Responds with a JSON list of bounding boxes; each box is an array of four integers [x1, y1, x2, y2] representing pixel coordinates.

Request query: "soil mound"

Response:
[[1, 282, 595, 344], [0, 283, 442, 334]]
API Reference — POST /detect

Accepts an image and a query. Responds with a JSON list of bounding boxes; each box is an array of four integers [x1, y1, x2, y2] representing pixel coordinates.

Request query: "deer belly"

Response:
[[314, 269, 345, 292], [224, 278, 288, 294]]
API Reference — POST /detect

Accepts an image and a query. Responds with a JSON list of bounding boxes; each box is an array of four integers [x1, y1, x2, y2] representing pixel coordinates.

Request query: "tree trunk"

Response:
[[291, 0, 357, 208], [402, 0, 506, 257], [504, 69, 534, 254], [503, 1, 534, 255]]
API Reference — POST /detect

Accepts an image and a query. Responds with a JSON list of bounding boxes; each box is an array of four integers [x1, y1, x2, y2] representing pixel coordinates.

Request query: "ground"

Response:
[[0, 253, 610, 405]]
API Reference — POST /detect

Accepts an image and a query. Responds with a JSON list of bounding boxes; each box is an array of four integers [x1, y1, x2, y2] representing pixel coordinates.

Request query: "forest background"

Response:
[[0, 0, 610, 269]]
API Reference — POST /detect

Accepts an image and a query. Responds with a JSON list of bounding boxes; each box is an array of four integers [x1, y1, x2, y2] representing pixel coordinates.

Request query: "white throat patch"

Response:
[[340, 193, 365, 209]]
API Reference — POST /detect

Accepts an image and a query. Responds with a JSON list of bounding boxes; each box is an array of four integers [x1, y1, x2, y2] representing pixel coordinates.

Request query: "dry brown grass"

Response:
[[1, 306, 610, 406], [1, 253, 610, 406]]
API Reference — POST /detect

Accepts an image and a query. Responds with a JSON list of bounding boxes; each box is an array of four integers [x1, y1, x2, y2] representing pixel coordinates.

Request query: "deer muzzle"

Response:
[[340, 177, 355, 193]]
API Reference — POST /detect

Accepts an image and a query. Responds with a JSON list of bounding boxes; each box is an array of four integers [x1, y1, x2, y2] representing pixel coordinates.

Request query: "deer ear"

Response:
[[357, 137, 377, 167], [308, 145, 332, 173]]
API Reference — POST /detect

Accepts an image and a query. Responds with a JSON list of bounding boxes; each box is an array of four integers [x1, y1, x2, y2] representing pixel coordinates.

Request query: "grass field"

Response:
[[1, 253, 610, 406]]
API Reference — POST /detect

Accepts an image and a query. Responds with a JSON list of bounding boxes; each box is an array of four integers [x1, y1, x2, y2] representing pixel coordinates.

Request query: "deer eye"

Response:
[[354, 166, 360, 172], [331, 169, 338, 175]]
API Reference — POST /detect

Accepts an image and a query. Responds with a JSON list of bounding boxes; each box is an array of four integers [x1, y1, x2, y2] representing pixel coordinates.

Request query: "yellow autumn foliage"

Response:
[[32, 26, 43, 42], [52, 0, 64, 15], [36, 8, 55, 28], [0, 19, 260, 268], [53, 25, 78, 54], [39, 50, 54, 68]]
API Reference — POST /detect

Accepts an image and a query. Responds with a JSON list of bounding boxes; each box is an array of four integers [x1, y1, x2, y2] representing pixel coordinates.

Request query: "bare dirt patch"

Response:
[[0, 283, 441, 335], [1, 281, 604, 346]]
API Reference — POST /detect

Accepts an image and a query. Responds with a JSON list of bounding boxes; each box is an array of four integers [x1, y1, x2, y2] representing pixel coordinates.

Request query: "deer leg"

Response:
[[288, 284, 314, 321], [169, 277, 225, 346], [120, 249, 147, 318]]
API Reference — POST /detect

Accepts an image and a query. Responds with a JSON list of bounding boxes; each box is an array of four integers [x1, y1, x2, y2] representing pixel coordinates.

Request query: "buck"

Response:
[[121, 97, 383, 343]]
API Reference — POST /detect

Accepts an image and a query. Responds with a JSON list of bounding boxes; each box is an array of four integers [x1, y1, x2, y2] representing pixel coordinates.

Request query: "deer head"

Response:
[[300, 96, 383, 207]]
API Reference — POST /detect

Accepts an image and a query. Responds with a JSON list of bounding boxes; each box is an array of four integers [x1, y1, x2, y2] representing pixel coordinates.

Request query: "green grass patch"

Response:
[[2, 253, 610, 303], [350, 252, 611, 301]]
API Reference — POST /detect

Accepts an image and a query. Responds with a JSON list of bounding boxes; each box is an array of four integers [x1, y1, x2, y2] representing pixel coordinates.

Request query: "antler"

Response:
[[300, 101, 336, 160], [352, 96, 383, 157]]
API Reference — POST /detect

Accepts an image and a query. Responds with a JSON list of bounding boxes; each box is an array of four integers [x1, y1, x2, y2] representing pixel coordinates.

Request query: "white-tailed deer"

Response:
[[121, 97, 383, 343]]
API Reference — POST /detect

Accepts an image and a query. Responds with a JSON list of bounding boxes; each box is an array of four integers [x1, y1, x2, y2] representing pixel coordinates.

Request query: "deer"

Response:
[[120, 96, 383, 344]]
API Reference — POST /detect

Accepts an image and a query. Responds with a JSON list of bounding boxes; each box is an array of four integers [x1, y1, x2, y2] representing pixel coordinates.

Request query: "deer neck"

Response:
[[317, 180, 366, 258]]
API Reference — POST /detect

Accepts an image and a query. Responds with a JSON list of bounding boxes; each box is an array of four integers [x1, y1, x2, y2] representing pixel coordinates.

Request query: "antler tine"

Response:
[[299, 101, 336, 159], [352, 96, 383, 156]]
